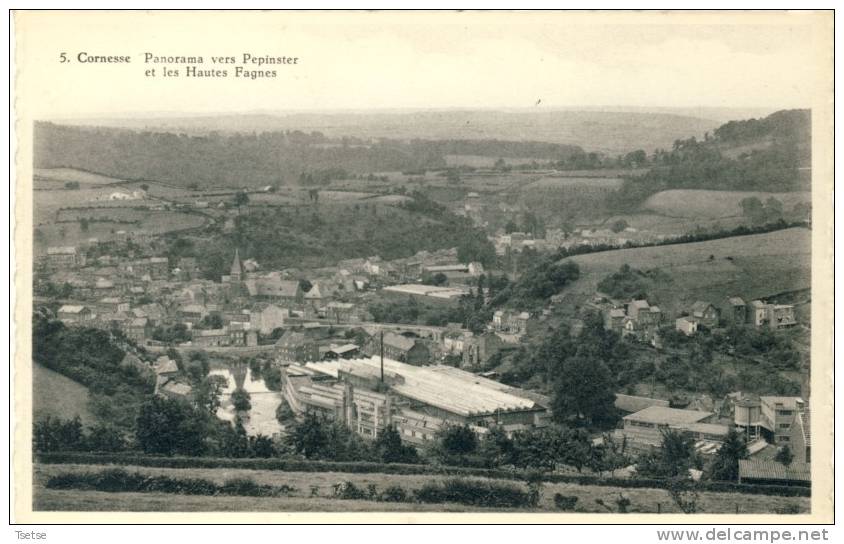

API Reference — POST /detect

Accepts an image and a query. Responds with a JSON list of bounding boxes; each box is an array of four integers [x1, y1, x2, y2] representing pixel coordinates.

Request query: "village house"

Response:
[[442, 329, 473, 356], [323, 344, 361, 360], [759, 396, 805, 445], [98, 297, 130, 314], [747, 300, 798, 329], [57, 304, 94, 325], [191, 328, 230, 348], [176, 257, 200, 280], [134, 303, 165, 326], [604, 308, 627, 333], [675, 316, 699, 336], [324, 301, 359, 323], [275, 330, 320, 362], [223, 310, 252, 328], [725, 297, 747, 325], [179, 303, 208, 326], [461, 332, 505, 369], [122, 317, 150, 343], [244, 274, 303, 302], [422, 262, 485, 283], [627, 299, 662, 327], [45, 246, 82, 269], [690, 301, 719, 328], [153, 355, 181, 395], [492, 310, 535, 337], [304, 282, 326, 305], [768, 304, 798, 329], [364, 332, 431, 365], [227, 322, 248, 346], [148, 257, 170, 279], [249, 303, 289, 334]]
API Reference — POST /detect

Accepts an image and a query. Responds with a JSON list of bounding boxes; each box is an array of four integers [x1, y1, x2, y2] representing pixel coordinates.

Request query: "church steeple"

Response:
[[230, 249, 242, 281]]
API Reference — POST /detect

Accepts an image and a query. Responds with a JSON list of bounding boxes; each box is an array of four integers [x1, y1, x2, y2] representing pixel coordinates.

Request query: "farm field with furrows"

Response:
[[561, 227, 811, 314], [33, 463, 809, 514]]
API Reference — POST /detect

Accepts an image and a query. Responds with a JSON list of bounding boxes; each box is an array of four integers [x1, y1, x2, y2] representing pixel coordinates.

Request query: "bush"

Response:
[[553, 493, 579, 511], [413, 478, 533, 508], [45, 469, 295, 497], [381, 485, 409, 502], [333, 481, 369, 500]]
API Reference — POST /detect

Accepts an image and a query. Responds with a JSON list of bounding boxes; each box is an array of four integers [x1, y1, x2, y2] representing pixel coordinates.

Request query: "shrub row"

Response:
[[413, 479, 535, 508], [331, 479, 534, 509], [46, 469, 295, 498], [37, 452, 810, 498]]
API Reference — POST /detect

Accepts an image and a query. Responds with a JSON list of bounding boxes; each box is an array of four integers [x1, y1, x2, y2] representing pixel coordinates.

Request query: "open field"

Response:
[[33, 364, 95, 426], [34, 168, 125, 186], [641, 190, 812, 219], [33, 463, 809, 514], [523, 176, 623, 190], [34, 206, 208, 251], [561, 227, 811, 314], [443, 155, 545, 168]]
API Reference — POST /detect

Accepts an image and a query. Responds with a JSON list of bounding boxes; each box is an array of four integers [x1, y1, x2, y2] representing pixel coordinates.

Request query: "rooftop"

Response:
[[615, 393, 670, 414], [58, 305, 87, 314], [623, 405, 712, 425], [760, 396, 804, 410], [304, 356, 538, 417], [738, 460, 811, 483]]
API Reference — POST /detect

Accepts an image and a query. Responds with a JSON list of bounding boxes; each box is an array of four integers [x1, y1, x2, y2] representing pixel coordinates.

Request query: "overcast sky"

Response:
[[16, 11, 830, 117]]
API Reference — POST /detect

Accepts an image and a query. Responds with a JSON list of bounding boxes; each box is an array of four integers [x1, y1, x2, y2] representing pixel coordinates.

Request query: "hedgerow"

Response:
[[45, 469, 295, 497], [36, 452, 809, 497]]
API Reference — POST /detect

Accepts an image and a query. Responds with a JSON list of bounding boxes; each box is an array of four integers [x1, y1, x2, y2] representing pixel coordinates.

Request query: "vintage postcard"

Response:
[[11, 10, 834, 524]]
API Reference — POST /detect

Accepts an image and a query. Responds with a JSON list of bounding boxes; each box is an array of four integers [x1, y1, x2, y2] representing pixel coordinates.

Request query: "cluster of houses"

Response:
[[491, 227, 673, 256], [602, 295, 798, 342], [675, 297, 797, 335], [603, 299, 664, 344]]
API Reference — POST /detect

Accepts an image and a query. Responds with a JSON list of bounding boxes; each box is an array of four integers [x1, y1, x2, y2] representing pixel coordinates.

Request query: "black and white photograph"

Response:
[[10, 9, 834, 525]]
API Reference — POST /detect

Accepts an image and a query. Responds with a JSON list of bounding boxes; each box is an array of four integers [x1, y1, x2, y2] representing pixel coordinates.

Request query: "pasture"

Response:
[[33, 364, 95, 426], [34, 168, 124, 186], [561, 227, 811, 314], [641, 190, 812, 219], [443, 155, 545, 168], [523, 176, 623, 190]]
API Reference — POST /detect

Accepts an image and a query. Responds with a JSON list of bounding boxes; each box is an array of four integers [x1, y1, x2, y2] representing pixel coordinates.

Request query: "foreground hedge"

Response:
[[37, 452, 809, 497], [413, 479, 535, 508], [46, 468, 295, 497]]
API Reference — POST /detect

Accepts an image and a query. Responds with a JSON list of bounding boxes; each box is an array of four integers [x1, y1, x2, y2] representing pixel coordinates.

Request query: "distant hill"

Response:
[[609, 109, 811, 210], [33, 122, 583, 188], [45, 109, 724, 155]]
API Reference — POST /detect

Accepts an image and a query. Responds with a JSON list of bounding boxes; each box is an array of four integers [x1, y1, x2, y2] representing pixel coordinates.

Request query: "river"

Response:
[[208, 366, 285, 438]]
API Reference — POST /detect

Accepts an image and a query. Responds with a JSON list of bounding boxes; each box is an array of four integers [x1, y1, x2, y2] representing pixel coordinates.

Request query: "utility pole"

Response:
[[380, 329, 384, 384]]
